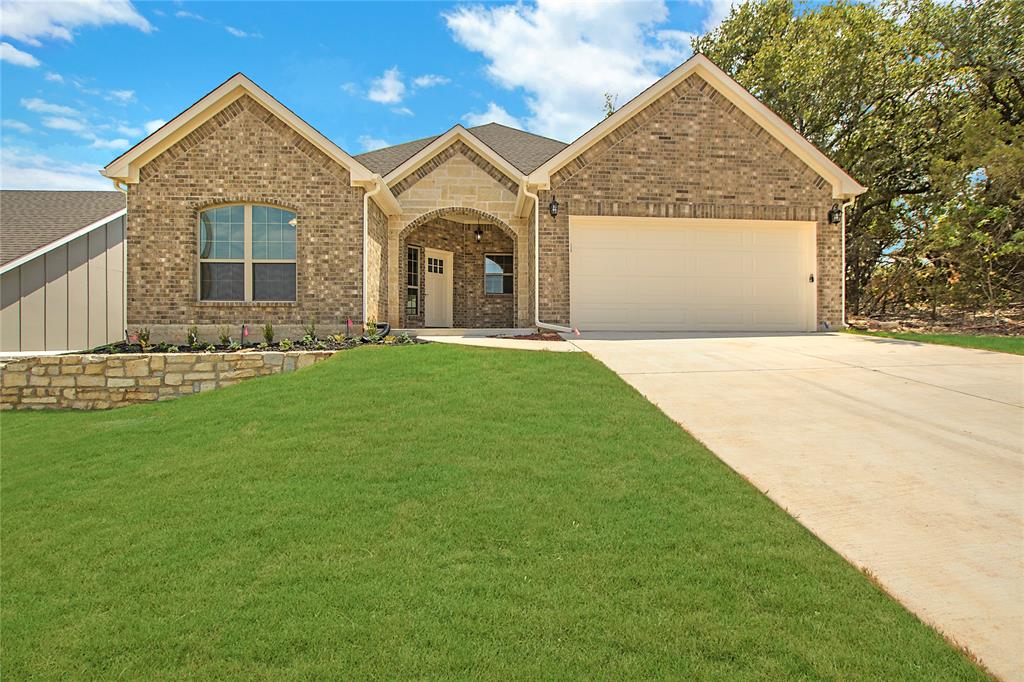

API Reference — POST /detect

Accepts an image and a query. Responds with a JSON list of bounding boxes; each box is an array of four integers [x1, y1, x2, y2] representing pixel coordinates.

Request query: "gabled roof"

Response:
[[527, 54, 867, 199], [382, 124, 530, 189], [0, 190, 126, 271], [102, 73, 380, 187], [355, 123, 567, 177]]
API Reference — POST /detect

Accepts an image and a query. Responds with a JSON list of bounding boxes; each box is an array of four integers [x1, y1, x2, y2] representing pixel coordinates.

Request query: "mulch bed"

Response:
[[81, 336, 427, 355], [499, 332, 567, 342]]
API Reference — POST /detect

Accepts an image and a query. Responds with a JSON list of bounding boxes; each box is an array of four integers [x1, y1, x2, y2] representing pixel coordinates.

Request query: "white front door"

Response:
[[424, 248, 453, 327]]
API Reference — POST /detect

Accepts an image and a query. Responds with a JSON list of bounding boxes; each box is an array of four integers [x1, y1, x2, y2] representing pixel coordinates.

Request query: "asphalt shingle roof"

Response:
[[0, 190, 125, 267], [354, 123, 567, 177]]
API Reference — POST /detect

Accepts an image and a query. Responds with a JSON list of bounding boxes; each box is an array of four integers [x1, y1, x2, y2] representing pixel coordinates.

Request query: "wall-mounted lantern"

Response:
[[549, 195, 559, 218], [828, 204, 842, 225], [474, 225, 484, 243]]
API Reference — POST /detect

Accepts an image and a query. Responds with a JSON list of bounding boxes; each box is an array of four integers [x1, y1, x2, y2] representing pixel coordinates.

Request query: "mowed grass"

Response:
[[845, 328, 1024, 355], [1, 344, 985, 680]]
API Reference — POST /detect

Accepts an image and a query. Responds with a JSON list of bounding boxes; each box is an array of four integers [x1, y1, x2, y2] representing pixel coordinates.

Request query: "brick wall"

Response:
[[1, 351, 333, 410], [127, 94, 365, 337], [401, 218, 515, 328], [387, 144, 533, 328], [537, 72, 841, 327], [366, 198, 389, 323]]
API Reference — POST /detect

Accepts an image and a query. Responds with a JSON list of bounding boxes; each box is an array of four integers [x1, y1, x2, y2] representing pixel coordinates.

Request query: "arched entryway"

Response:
[[399, 207, 518, 328]]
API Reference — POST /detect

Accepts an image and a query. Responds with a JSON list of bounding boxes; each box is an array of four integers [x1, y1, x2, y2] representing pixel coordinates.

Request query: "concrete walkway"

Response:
[[570, 332, 1023, 680], [418, 335, 579, 352]]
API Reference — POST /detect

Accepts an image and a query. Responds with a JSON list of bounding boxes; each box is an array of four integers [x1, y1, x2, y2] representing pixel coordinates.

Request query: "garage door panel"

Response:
[[570, 218, 816, 332]]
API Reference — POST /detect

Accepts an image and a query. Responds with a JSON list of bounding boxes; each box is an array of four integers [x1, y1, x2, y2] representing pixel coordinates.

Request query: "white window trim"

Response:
[[197, 203, 297, 303], [484, 253, 513, 295], [406, 245, 420, 314]]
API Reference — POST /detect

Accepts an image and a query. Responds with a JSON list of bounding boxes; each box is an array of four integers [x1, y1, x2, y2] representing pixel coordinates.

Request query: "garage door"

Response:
[[569, 217, 817, 332]]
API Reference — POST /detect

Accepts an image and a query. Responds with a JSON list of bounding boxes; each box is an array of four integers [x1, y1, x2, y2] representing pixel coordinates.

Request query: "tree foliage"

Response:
[[694, 0, 1023, 316]]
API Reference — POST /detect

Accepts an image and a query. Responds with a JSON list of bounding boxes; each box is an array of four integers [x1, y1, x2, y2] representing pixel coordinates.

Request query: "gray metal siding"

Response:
[[0, 215, 126, 352]]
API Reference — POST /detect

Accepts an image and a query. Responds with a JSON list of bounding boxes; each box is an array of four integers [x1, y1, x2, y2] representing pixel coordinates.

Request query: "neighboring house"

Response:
[[100, 54, 865, 341], [0, 191, 127, 353]]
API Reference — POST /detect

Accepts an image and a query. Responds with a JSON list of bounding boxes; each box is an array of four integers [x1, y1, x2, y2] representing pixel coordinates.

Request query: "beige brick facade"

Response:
[[386, 143, 533, 328], [127, 94, 365, 338], [537, 73, 841, 328], [122, 70, 847, 335], [401, 217, 515, 328]]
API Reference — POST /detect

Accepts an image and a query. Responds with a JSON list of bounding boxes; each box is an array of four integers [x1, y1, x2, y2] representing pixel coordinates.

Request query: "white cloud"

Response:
[[358, 135, 389, 151], [0, 147, 108, 190], [42, 116, 87, 132], [89, 137, 130, 150], [117, 124, 141, 136], [225, 26, 261, 38], [174, 10, 205, 21], [0, 41, 40, 67], [44, 71, 64, 82], [367, 67, 406, 104], [143, 119, 165, 134], [2, 119, 33, 134], [391, 106, 414, 116], [463, 102, 523, 129], [689, 0, 734, 30], [0, 0, 152, 46], [340, 82, 359, 96], [21, 97, 78, 115], [444, 0, 693, 141], [413, 74, 450, 88], [106, 89, 135, 103]]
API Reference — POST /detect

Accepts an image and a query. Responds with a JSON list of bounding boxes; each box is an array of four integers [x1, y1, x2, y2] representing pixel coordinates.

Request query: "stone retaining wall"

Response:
[[1, 351, 334, 410]]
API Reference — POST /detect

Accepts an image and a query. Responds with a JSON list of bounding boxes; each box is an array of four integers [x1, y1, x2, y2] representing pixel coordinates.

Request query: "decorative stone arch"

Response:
[[398, 206, 521, 329], [399, 206, 517, 243]]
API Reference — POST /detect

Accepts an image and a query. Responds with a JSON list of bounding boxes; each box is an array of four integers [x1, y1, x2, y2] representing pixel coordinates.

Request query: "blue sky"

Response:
[[1, 0, 728, 190]]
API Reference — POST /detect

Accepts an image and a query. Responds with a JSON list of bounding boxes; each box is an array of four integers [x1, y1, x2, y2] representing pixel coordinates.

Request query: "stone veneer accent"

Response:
[[402, 217, 515, 328], [386, 145, 533, 328], [537, 72, 842, 328], [1, 351, 333, 410], [127, 93, 366, 341]]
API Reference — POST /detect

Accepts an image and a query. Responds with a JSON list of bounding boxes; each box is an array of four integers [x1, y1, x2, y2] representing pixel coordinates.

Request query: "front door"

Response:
[[424, 248, 453, 327]]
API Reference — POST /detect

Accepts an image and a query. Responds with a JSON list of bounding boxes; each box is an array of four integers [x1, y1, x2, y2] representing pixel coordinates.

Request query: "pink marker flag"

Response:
[[242, 325, 249, 337]]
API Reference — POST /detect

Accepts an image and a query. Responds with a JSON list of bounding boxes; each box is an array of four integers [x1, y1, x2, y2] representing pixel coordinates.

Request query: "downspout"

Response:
[[523, 186, 573, 334], [362, 180, 382, 327], [112, 178, 128, 338], [839, 197, 855, 328]]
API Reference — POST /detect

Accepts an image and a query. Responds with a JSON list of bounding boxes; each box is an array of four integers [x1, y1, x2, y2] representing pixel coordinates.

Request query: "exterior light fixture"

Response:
[[474, 225, 484, 243], [828, 204, 842, 225], [549, 195, 559, 218]]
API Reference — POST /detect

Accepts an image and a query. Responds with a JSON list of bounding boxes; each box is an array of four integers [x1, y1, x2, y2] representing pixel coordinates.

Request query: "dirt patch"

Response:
[[848, 306, 1023, 336]]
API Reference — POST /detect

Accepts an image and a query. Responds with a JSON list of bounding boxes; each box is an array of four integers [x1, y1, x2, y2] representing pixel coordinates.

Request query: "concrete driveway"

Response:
[[569, 332, 1023, 680]]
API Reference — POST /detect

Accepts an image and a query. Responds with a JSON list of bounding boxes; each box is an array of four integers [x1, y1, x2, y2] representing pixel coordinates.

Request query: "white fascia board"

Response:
[[101, 73, 376, 186], [383, 125, 526, 190], [0, 208, 127, 275], [527, 54, 866, 199]]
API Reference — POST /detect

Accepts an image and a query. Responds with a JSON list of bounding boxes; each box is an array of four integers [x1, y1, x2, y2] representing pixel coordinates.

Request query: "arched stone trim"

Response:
[[400, 206, 517, 242], [186, 196, 302, 213]]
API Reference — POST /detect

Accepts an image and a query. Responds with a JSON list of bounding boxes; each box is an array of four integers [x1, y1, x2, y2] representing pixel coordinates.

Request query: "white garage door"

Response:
[[569, 217, 817, 332]]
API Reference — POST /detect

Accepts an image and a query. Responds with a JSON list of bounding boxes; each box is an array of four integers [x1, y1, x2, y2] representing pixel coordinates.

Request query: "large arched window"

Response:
[[199, 204, 296, 302]]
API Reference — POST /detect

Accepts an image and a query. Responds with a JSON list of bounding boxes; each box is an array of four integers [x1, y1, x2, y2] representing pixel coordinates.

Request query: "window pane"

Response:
[[485, 254, 512, 274], [252, 206, 296, 262], [199, 206, 243, 260], [253, 263, 296, 301], [200, 262, 244, 301], [485, 274, 503, 294], [406, 288, 418, 312], [502, 274, 513, 294]]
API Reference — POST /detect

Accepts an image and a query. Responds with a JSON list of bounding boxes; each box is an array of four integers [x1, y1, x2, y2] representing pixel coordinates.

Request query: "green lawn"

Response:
[[1, 345, 984, 680], [845, 328, 1024, 355]]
